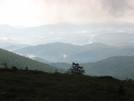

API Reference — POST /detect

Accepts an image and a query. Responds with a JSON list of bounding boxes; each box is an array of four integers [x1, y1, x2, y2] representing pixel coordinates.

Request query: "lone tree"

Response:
[[70, 62, 85, 75]]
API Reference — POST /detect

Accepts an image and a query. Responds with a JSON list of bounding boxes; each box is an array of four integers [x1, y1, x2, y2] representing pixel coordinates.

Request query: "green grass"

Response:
[[0, 48, 62, 73], [0, 68, 134, 101]]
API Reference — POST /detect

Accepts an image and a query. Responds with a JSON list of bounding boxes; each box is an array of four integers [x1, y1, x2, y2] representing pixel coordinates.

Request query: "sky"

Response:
[[0, 0, 134, 27]]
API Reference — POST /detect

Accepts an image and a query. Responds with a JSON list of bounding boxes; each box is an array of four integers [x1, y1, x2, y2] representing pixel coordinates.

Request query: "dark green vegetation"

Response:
[[83, 56, 134, 79], [0, 68, 134, 101], [0, 48, 62, 73]]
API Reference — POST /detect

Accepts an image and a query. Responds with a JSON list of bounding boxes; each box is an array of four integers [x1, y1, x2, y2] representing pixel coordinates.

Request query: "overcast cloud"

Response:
[[101, 0, 134, 17], [0, 0, 133, 27]]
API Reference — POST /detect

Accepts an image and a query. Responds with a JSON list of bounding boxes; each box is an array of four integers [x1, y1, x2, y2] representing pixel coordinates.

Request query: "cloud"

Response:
[[0, 0, 7, 6], [37, 0, 134, 25], [0, 0, 6, 3], [0, 0, 134, 26], [0, 37, 8, 41], [101, 0, 134, 17], [36, 0, 103, 24]]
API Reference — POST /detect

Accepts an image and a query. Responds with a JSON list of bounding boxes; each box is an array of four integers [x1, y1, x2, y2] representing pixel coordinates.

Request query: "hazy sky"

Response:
[[0, 0, 134, 27]]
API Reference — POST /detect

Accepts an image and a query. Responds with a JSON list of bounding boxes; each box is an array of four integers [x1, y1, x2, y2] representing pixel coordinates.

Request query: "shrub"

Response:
[[118, 85, 127, 96], [11, 66, 18, 72]]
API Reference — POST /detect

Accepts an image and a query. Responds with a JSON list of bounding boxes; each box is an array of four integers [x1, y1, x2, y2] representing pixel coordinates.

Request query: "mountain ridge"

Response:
[[0, 48, 62, 72], [83, 56, 134, 79], [13, 42, 134, 63]]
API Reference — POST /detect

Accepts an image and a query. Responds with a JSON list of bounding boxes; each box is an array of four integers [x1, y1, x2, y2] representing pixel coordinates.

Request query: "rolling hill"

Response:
[[13, 42, 134, 63], [49, 56, 134, 79], [0, 48, 62, 72], [83, 56, 134, 79]]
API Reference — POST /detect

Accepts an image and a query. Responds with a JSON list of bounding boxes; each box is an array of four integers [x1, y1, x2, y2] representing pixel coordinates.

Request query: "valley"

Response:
[[0, 1, 134, 100], [0, 22, 134, 80]]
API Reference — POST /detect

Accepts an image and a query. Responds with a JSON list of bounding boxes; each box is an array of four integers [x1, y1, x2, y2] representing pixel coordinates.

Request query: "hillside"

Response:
[[13, 42, 134, 63], [50, 56, 134, 79], [13, 42, 84, 62], [0, 48, 61, 72], [49, 62, 71, 70], [0, 68, 134, 101], [83, 56, 134, 79], [14, 42, 134, 63]]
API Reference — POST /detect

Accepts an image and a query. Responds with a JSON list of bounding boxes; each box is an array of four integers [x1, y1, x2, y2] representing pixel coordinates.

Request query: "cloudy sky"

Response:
[[0, 0, 134, 27]]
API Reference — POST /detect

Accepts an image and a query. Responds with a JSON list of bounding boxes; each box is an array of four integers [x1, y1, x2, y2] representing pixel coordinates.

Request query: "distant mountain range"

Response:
[[0, 42, 29, 51], [0, 22, 134, 79], [13, 42, 134, 63], [0, 25, 17, 33], [0, 48, 62, 73], [0, 23, 134, 79], [3, 41, 134, 80], [0, 22, 134, 46]]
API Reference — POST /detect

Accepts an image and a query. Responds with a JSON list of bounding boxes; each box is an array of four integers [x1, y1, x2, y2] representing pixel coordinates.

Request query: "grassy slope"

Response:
[[0, 48, 60, 72], [83, 56, 134, 79], [0, 68, 134, 101]]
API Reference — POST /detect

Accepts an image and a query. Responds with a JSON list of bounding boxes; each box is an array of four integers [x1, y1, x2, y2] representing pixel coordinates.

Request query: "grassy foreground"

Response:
[[0, 68, 134, 101]]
